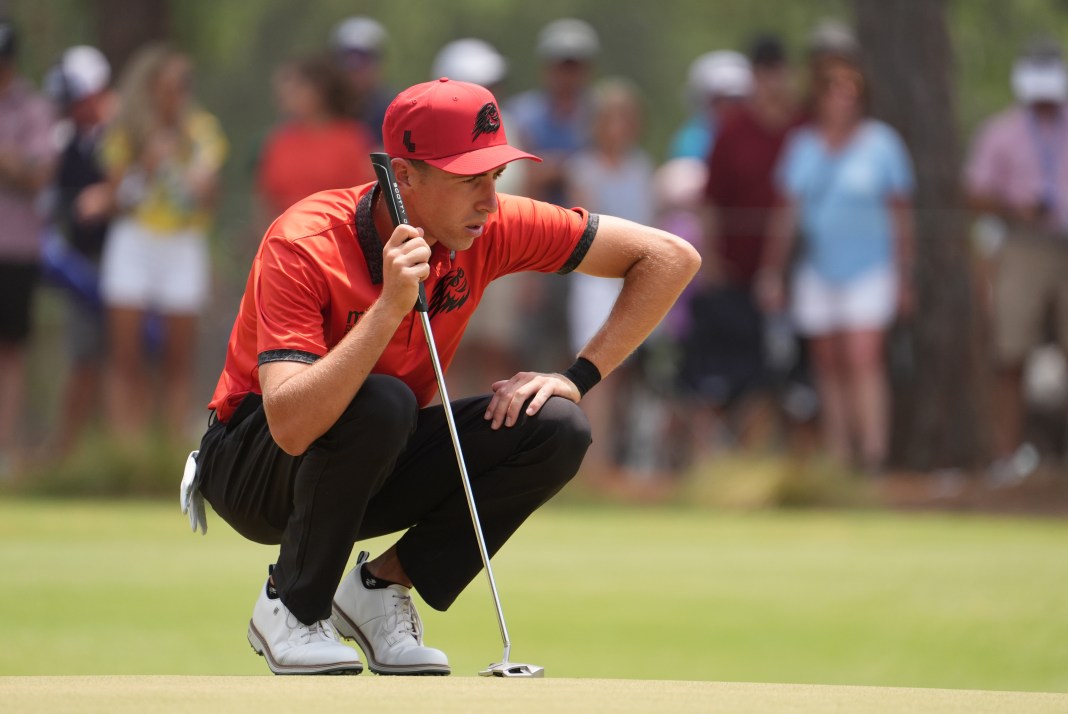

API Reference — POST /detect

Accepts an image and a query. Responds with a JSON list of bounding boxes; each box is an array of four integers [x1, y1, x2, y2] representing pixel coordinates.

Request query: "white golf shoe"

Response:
[[247, 577, 363, 675], [331, 551, 451, 675]]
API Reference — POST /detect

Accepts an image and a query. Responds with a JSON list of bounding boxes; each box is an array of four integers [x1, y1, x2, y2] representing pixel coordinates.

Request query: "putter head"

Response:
[[479, 662, 545, 678]]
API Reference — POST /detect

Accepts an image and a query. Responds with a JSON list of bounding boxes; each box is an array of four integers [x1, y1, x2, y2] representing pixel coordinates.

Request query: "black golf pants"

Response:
[[196, 375, 591, 625]]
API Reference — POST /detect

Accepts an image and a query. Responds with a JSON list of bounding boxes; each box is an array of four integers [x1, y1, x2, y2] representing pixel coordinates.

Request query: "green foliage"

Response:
[[679, 452, 876, 509], [15, 430, 191, 497], [953, 0, 1068, 131]]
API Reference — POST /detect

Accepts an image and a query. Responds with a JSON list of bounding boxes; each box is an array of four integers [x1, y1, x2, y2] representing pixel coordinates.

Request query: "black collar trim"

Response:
[[355, 184, 384, 285]]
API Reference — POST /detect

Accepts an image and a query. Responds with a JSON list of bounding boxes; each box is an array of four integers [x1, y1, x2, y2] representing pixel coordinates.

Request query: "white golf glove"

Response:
[[179, 450, 207, 535]]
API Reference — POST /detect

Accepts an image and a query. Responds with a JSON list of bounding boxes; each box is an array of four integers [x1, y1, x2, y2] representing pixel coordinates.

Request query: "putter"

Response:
[[370, 153, 545, 679]]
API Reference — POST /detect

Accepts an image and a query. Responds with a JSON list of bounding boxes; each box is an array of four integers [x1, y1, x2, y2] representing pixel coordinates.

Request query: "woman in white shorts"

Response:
[[790, 263, 898, 337], [99, 44, 227, 441], [758, 58, 915, 472]]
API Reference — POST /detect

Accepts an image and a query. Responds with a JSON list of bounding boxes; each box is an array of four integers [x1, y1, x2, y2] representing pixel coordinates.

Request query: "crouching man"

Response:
[[187, 78, 700, 675]]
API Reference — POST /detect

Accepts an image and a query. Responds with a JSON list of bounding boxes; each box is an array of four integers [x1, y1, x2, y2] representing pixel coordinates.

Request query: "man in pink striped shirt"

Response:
[[965, 37, 1068, 483], [0, 19, 57, 479]]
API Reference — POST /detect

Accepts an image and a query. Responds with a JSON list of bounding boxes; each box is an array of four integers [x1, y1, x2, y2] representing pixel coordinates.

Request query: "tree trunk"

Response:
[[853, 0, 988, 469], [93, 0, 171, 77]]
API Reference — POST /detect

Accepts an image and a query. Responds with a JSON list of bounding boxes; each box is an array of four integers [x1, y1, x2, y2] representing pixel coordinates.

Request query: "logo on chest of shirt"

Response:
[[428, 268, 469, 318]]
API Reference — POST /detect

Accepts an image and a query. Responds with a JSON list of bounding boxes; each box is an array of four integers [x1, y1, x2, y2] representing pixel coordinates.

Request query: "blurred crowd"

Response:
[[2, 14, 1067, 494]]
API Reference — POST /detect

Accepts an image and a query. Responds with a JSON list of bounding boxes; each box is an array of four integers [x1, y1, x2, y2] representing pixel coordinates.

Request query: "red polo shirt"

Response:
[[208, 182, 598, 421], [257, 119, 376, 217]]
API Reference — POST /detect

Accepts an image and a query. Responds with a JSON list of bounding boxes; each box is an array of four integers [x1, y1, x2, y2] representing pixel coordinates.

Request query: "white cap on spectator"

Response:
[[537, 18, 600, 62], [806, 18, 860, 60], [432, 38, 508, 87], [331, 16, 387, 54], [687, 51, 752, 103], [1013, 37, 1067, 103], [45, 45, 110, 105]]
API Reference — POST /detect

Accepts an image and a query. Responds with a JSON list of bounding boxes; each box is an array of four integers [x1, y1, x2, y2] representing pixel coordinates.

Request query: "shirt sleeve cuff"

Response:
[[258, 349, 321, 366], [556, 212, 600, 275]]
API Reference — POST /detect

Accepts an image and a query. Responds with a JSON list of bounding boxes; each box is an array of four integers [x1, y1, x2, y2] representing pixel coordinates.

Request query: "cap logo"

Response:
[[472, 102, 501, 141], [403, 130, 416, 153]]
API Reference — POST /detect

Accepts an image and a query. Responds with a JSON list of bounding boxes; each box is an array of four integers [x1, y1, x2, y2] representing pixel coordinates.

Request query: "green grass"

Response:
[[1, 498, 1066, 693]]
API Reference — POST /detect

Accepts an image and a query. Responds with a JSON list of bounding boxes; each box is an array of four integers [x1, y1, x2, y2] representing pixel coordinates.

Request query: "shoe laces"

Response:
[[287, 612, 341, 645], [387, 591, 423, 644]]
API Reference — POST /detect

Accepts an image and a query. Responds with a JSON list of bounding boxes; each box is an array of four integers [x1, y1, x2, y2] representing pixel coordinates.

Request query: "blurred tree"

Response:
[[92, 0, 171, 75], [854, 0, 988, 469]]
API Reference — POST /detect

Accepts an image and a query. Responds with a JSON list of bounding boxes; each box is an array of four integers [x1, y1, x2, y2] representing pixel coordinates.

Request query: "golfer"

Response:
[[187, 78, 700, 675]]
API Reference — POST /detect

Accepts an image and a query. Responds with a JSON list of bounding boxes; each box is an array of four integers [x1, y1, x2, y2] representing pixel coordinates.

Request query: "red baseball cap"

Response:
[[383, 78, 541, 175]]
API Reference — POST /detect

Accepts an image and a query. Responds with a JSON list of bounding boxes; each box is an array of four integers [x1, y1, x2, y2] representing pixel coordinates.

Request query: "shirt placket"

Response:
[[404, 243, 454, 348]]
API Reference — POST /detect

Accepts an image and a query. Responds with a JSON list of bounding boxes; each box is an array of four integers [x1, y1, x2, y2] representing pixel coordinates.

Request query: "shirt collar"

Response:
[[354, 183, 456, 286], [354, 183, 384, 285]]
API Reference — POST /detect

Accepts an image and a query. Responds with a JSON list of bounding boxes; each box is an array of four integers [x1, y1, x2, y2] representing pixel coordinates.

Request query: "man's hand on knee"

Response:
[[483, 372, 580, 430]]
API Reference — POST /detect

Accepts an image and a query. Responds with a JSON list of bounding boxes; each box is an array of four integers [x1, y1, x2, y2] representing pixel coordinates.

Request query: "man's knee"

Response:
[[319, 375, 418, 447], [533, 396, 592, 471]]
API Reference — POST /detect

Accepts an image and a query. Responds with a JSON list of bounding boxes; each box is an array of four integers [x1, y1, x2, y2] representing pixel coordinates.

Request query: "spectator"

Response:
[[651, 157, 712, 470], [507, 18, 600, 373], [431, 37, 508, 88], [803, 18, 861, 116], [564, 77, 655, 485], [669, 50, 752, 160], [431, 38, 525, 397], [964, 37, 1068, 483], [759, 57, 916, 473], [508, 18, 599, 205], [805, 18, 861, 73], [684, 34, 805, 454], [43, 45, 115, 458], [257, 54, 375, 221], [98, 43, 228, 443], [654, 157, 709, 342], [431, 38, 526, 194], [0, 19, 57, 478], [330, 16, 393, 147]]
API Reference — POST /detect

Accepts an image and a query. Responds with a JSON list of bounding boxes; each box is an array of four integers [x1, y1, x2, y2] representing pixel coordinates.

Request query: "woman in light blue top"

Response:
[[757, 57, 916, 472]]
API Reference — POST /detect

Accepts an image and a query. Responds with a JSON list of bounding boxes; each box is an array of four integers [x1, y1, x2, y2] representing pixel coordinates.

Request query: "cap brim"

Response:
[[424, 144, 542, 175]]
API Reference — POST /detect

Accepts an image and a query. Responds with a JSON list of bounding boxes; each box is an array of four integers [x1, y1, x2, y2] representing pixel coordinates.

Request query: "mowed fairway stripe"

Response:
[[2, 676, 1066, 714]]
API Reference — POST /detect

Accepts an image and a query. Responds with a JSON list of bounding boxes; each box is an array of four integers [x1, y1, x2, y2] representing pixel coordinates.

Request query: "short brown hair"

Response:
[[814, 56, 870, 114], [290, 54, 353, 119]]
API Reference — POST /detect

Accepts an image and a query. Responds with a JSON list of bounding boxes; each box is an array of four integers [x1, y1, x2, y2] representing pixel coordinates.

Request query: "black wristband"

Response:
[[562, 357, 602, 397]]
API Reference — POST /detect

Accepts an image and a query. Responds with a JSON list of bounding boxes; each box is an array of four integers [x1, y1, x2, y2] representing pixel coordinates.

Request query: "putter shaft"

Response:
[[369, 151, 538, 675], [418, 310, 512, 665]]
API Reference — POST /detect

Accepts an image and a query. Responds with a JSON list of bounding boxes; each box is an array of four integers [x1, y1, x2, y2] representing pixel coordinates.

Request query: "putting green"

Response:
[[3, 676, 1066, 714], [4, 500, 1068, 692]]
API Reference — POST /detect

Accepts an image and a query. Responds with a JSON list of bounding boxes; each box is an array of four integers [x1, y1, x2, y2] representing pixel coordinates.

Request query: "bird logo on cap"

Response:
[[472, 102, 501, 141]]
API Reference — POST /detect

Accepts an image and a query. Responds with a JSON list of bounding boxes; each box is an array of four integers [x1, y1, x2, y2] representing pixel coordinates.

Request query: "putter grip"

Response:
[[370, 152, 428, 313]]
